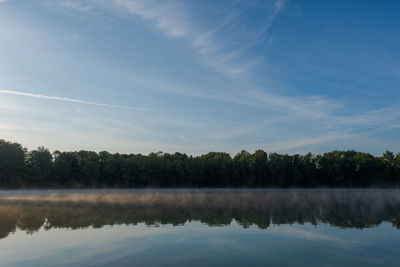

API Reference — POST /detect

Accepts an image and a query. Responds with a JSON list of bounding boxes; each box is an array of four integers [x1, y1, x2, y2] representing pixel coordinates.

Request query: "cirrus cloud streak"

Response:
[[0, 89, 147, 111]]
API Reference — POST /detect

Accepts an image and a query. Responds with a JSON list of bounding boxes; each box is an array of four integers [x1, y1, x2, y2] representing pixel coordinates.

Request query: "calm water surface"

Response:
[[0, 189, 399, 266]]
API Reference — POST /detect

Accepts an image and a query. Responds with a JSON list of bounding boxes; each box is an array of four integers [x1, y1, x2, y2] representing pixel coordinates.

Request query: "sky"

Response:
[[1, 0, 400, 155]]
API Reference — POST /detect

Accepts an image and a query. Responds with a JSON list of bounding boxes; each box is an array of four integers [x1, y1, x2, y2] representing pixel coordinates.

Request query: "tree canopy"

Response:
[[0, 139, 399, 188]]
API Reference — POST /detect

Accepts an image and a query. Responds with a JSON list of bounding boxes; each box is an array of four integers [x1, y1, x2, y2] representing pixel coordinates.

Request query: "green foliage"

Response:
[[0, 139, 399, 188], [26, 147, 52, 186], [0, 140, 26, 186]]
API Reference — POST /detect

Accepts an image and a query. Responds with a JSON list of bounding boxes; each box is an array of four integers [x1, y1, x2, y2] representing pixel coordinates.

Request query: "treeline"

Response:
[[0, 139, 399, 188]]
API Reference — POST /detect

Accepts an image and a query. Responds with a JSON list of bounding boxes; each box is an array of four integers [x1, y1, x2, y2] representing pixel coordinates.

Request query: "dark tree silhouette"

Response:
[[0, 139, 399, 188]]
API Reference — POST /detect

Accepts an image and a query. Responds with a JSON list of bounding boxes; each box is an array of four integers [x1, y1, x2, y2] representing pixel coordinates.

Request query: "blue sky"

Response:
[[1, 0, 399, 155]]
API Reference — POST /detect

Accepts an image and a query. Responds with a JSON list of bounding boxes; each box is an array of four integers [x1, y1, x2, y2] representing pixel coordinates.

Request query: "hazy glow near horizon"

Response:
[[1, 0, 399, 155]]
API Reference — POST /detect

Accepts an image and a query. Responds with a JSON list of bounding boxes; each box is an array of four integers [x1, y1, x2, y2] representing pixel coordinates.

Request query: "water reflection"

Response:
[[1, 189, 399, 240]]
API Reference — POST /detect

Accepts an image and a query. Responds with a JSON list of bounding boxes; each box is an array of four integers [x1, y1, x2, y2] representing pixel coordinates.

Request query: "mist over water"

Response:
[[1, 189, 400, 266], [1, 189, 400, 237]]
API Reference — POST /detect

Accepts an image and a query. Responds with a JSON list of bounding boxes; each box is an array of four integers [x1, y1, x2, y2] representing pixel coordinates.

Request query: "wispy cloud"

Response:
[[339, 103, 400, 127], [266, 131, 353, 152], [57, 0, 346, 123], [103, 0, 340, 120], [247, 0, 288, 47], [4, 0, 398, 155], [0, 89, 147, 111], [113, 0, 188, 37], [249, 90, 342, 119], [110, 0, 286, 75], [61, 1, 91, 11]]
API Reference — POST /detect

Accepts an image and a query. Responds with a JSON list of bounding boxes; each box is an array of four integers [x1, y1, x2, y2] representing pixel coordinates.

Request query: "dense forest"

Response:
[[0, 139, 399, 188]]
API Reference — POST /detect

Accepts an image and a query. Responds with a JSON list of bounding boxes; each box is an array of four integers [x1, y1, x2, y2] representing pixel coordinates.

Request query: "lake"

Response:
[[0, 189, 399, 266]]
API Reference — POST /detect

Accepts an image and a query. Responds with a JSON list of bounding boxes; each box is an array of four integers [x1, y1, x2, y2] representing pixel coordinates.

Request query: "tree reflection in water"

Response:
[[0, 189, 399, 240]]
